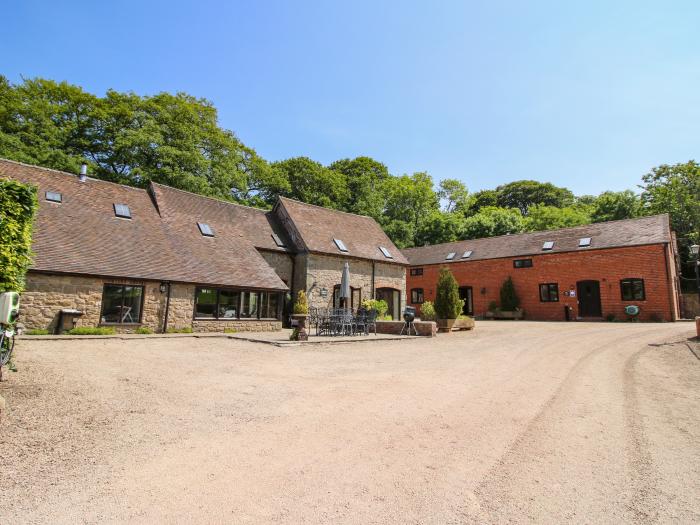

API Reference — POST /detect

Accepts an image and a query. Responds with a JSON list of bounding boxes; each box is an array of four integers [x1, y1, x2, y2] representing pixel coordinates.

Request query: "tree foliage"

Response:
[[591, 190, 641, 223], [499, 276, 520, 311], [0, 179, 38, 292], [434, 267, 463, 319], [462, 206, 524, 239], [524, 204, 591, 231], [496, 180, 574, 215]]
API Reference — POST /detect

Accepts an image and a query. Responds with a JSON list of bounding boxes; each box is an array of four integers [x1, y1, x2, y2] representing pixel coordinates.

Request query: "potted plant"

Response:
[[290, 290, 309, 341], [434, 267, 464, 332], [419, 300, 436, 321], [487, 277, 524, 320]]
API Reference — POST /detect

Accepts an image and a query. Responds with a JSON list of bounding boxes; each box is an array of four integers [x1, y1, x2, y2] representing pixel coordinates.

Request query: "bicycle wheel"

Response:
[[0, 332, 14, 366]]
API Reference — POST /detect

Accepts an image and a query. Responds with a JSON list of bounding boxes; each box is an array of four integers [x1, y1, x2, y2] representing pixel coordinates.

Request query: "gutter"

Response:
[[162, 282, 172, 333]]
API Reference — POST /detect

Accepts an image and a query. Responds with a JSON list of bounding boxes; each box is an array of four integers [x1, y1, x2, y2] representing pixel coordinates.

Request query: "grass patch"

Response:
[[25, 328, 50, 335], [166, 326, 193, 334], [223, 328, 238, 334], [67, 327, 116, 336], [134, 327, 153, 334]]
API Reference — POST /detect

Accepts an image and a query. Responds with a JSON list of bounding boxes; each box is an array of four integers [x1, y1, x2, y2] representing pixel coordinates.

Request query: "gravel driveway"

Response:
[[1, 321, 698, 524]]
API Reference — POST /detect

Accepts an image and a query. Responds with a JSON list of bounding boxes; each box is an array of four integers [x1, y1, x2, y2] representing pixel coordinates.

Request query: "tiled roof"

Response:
[[402, 214, 672, 266], [0, 159, 288, 290], [276, 197, 409, 265]]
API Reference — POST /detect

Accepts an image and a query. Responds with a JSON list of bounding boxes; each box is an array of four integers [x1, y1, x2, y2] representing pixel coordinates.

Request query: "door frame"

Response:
[[576, 280, 602, 318], [459, 286, 474, 316], [376, 287, 401, 320]]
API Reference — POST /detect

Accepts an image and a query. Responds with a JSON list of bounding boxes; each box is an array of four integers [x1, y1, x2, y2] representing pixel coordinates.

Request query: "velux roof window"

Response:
[[542, 241, 554, 251], [462, 250, 472, 259], [45, 191, 62, 203], [113, 203, 131, 219], [445, 252, 456, 260], [271, 233, 285, 247], [198, 222, 214, 237], [579, 237, 591, 247], [333, 238, 348, 252], [379, 246, 393, 259]]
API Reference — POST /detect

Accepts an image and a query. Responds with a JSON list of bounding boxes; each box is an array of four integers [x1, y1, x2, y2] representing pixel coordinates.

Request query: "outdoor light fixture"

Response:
[[159, 282, 167, 293], [690, 244, 699, 257]]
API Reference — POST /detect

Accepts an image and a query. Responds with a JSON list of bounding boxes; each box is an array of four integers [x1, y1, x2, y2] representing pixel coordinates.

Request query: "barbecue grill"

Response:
[[401, 306, 417, 335]]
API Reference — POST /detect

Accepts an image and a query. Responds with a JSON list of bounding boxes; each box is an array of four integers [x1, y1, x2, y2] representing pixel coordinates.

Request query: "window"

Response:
[[410, 268, 423, 276], [579, 237, 591, 247], [513, 259, 533, 268], [379, 246, 393, 259], [542, 241, 554, 250], [333, 238, 348, 252], [539, 283, 559, 302], [333, 285, 362, 309], [446, 252, 456, 260], [113, 203, 131, 219], [411, 288, 424, 304], [195, 287, 282, 319], [620, 278, 645, 301], [45, 191, 62, 203], [271, 233, 285, 247], [198, 222, 214, 237], [462, 250, 472, 259], [100, 284, 143, 324]]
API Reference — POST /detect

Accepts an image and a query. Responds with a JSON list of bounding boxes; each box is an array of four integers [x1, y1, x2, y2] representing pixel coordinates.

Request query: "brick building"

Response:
[[404, 215, 681, 322], [1, 159, 406, 333]]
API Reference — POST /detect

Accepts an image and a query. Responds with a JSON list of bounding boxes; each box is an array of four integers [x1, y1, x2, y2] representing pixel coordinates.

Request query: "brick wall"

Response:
[[406, 244, 678, 322]]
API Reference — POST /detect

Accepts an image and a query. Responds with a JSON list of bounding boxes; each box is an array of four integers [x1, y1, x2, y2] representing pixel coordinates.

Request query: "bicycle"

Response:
[[0, 323, 15, 379]]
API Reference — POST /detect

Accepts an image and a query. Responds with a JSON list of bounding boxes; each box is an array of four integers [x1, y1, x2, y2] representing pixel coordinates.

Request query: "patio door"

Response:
[[577, 280, 602, 317], [376, 287, 401, 320], [459, 286, 473, 316]]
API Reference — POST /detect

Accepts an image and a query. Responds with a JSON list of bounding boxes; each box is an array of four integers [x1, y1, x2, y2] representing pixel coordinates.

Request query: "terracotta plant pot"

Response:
[[437, 318, 456, 332], [291, 313, 309, 341]]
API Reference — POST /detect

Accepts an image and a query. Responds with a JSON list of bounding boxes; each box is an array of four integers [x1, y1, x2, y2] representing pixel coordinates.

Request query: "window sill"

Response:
[[100, 322, 143, 326]]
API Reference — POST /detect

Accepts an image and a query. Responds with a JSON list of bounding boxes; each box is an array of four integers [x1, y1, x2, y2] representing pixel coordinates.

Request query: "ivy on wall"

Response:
[[0, 179, 38, 292]]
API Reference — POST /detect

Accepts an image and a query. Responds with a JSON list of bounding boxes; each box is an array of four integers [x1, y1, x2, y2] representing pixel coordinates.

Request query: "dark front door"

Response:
[[459, 286, 473, 316], [577, 280, 602, 317]]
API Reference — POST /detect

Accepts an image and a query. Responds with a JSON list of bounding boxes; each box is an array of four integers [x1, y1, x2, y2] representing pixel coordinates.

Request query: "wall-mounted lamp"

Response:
[[159, 282, 168, 294], [480, 287, 487, 295]]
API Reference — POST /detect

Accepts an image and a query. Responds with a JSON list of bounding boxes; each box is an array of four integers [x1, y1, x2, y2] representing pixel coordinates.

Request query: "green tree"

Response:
[[496, 180, 574, 215], [524, 204, 591, 231], [438, 178, 469, 212], [462, 206, 524, 239], [415, 210, 466, 246], [499, 276, 520, 311], [591, 190, 641, 223], [272, 157, 349, 209], [328, 157, 390, 219], [0, 179, 38, 292], [462, 189, 499, 216], [434, 267, 463, 319], [383, 172, 440, 247]]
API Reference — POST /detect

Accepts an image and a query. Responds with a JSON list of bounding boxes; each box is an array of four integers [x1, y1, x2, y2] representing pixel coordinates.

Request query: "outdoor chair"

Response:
[[364, 309, 378, 335]]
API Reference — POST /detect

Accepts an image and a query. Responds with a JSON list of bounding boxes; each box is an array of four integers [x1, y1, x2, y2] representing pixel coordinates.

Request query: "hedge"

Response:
[[0, 179, 38, 293]]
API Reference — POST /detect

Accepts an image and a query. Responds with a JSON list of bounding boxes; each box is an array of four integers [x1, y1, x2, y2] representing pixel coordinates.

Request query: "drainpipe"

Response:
[[371, 261, 376, 299], [162, 282, 172, 333]]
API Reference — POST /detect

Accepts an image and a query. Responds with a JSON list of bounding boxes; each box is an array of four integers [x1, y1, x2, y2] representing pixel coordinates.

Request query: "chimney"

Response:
[[79, 163, 88, 182]]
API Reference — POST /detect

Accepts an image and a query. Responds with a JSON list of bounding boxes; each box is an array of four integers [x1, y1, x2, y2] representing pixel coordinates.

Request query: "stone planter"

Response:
[[437, 318, 456, 332], [291, 313, 309, 341], [485, 310, 524, 320], [452, 317, 475, 331]]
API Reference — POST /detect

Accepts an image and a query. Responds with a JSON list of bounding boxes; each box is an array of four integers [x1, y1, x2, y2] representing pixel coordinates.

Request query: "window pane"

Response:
[[219, 290, 240, 318], [121, 286, 143, 323], [540, 285, 548, 302], [549, 285, 558, 301], [195, 288, 218, 318], [101, 285, 124, 323], [261, 293, 280, 319], [241, 292, 259, 318], [633, 280, 644, 299]]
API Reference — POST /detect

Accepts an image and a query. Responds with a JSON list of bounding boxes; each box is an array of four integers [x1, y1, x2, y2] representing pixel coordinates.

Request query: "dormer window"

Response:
[[542, 241, 554, 251], [333, 238, 348, 252], [462, 250, 472, 259], [113, 204, 131, 219], [45, 191, 62, 203], [446, 252, 456, 260], [379, 246, 393, 259], [198, 222, 214, 237], [579, 237, 591, 247], [271, 233, 285, 247]]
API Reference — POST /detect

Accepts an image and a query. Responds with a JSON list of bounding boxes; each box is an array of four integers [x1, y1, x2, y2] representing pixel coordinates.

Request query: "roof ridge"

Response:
[[403, 214, 669, 252], [0, 157, 148, 193], [151, 182, 271, 214], [278, 195, 375, 220]]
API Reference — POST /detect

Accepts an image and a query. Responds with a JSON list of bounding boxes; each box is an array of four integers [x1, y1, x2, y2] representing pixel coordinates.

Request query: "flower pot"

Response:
[[291, 314, 309, 341], [437, 318, 456, 332], [452, 317, 475, 331]]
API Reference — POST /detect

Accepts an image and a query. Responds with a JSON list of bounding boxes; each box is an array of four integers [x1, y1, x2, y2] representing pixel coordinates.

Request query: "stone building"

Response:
[[1, 159, 407, 333], [404, 215, 682, 322]]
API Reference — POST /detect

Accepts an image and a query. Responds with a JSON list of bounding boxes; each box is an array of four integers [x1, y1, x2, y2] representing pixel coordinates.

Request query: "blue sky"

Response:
[[2, 0, 698, 195]]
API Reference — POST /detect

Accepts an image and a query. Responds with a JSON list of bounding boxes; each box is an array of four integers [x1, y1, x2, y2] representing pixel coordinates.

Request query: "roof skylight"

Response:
[[271, 233, 285, 247], [45, 191, 62, 203], [113, 203, 131, 219], [462, 250, 473, 259], [379, 246, 393, 258], [542, 241, 554, 250], [579, 237, 591, 247], [198, 222, 214, 237], [333, 238, 348, 252], [446, 252, 456, 260]]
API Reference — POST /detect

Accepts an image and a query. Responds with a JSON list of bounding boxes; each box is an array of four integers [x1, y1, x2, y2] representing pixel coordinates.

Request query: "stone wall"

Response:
[[258, 250, 294, 285], [681, 293, 699, 319]]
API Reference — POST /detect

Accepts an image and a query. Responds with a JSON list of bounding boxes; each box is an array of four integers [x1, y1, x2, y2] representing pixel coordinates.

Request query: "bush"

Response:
[[223, 327, 238, 333], [67, 327, 116, 335], [605, 313, 616, 322], [292, 290, 309, 314], [0, 179, 38, 293], [166, 326, 193, 334], [434, 267, 463, 319], [361, 298, 388, 317], [499, 277, 520, 312], [289, 327, 300, 341], [488, 300, 499, 312], [135, 327, 153, 334], [419, 300, 436, 321], [25, 328, 50, 335]]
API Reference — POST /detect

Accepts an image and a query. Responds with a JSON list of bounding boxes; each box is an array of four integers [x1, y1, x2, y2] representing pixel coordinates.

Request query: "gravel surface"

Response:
[[1, 321, 698, 524]]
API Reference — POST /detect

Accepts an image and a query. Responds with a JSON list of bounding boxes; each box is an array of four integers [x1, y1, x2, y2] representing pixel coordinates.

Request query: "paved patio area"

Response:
[[1, 321, 698, 523], [228, 327, 420, 346]]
